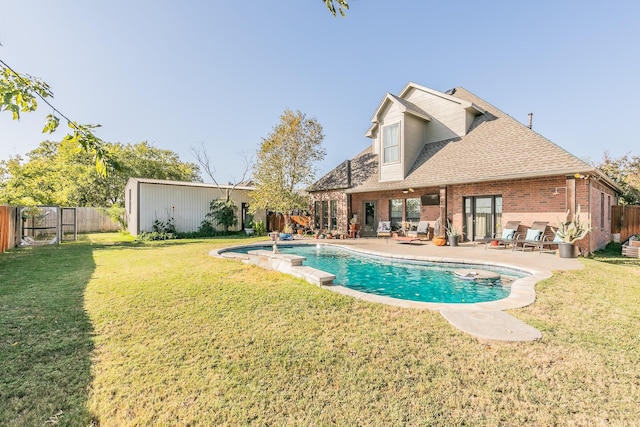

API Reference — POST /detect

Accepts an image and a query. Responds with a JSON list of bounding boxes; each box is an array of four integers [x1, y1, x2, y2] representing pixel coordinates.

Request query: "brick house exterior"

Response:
[[309, 83, 621, 253]]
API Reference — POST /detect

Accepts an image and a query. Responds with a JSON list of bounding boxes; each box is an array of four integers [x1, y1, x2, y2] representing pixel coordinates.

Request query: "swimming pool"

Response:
[[222, 244, 527, 304]]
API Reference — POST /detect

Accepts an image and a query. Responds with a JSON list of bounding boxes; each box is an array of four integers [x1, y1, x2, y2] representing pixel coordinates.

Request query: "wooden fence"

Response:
[[0, 206, 19, 254], [611, 205, 640, 242]]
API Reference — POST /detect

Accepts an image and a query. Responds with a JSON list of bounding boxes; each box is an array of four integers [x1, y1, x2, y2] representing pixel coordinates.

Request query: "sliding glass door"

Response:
[[464, 196, 502, 241]]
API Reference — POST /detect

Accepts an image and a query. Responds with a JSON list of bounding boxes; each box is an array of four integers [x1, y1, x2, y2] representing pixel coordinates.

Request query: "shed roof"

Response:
[[128, 177, 256, 191]]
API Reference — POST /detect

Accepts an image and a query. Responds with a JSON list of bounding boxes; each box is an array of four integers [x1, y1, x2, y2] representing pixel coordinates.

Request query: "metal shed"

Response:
[[124, 178, 264, 236]]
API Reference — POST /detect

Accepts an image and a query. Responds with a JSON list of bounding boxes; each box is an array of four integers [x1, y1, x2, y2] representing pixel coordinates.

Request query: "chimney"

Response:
[[528, 113, 533, 129]]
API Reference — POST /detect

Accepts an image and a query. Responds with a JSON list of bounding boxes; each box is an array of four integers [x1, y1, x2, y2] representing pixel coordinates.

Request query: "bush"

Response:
[[137, 231, 177, 241]]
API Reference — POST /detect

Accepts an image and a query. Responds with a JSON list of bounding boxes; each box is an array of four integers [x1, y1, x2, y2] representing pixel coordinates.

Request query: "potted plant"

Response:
[[349, 215, 359, 230], [446, 220, 461, 247], [279, 224, 294, 241], [244, 219, 255, 236], [554, 205, 591, 258]]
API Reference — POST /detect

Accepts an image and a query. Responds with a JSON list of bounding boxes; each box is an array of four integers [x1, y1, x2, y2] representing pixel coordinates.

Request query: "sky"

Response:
[[1, 0, 638, 184]]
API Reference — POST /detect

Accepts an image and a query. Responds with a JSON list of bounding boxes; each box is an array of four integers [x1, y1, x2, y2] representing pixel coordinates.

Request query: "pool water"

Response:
[[229, 244, 526, 304]]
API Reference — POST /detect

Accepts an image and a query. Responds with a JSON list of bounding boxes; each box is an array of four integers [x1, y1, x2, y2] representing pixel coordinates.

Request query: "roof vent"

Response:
[[444, 88, 457, 95]]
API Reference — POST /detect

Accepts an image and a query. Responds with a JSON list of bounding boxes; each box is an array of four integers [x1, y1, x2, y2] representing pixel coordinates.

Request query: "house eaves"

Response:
[[399, 82, 485, 115], [365, 93, 431, 138]]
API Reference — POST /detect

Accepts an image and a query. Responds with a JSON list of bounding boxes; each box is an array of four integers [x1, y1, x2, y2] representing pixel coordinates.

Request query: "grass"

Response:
[[1, 235, 639, 425]]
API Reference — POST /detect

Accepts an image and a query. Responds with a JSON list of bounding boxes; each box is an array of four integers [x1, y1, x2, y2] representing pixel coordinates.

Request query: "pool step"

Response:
[[290, 266, 336, 286], [243, 249, 335, 286]]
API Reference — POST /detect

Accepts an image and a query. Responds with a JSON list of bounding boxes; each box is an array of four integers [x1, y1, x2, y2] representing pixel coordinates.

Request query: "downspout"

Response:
[[438, 186, 447, 237], [347, 160, 353, 229], [587, 177, 592, 254]]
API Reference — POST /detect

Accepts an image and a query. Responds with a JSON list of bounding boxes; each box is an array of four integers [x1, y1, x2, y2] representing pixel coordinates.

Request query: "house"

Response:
[[124, 178, 265, 236], [308, 82, 621, 253]]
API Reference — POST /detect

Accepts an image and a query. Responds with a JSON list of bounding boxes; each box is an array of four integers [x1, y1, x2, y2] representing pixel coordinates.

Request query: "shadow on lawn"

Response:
[[590, 242, 640, 266], [0, 241, 102, 425]]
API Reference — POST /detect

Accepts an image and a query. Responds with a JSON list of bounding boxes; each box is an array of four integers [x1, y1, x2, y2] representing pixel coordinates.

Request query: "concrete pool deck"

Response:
[[216, 237, 583, 342]]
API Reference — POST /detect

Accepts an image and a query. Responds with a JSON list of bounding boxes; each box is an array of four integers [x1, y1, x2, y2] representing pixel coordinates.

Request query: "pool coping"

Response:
[[212, 240, 547, 310], [211, 239, 579, 341]]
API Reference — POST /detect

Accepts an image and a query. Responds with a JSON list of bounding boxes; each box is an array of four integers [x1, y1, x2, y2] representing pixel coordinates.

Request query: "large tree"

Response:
[[0, 139, 200, 207], [598, 151, 640, 205], [250, 109, 325, 230]]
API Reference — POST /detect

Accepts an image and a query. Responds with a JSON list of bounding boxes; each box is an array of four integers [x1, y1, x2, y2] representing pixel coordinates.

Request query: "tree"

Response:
[[1, 60, 110, 174], [250, 109, 325, 230], [0, 139, 201, 207], [190, 142, 254, 234], [324, 0, 349, 17], [202, 198, 238, 234], [598, 151, 640, 205]]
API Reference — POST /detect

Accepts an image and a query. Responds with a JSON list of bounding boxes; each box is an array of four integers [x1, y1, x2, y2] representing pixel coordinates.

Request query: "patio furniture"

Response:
[[377, 221, 392, 238], [482, 221, 521, 249], [389, 235, 425, 245], [406, 220, 430, 240], [524, 232, 564, 254], [513, 221, 549, 251]]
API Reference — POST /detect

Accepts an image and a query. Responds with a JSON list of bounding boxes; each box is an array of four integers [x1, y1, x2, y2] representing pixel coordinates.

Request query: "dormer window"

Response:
[[382, 123, 400, 163]]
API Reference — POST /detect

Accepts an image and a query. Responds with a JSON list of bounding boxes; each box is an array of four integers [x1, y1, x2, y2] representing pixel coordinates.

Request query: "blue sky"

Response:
[[1, 0, 638, 183]]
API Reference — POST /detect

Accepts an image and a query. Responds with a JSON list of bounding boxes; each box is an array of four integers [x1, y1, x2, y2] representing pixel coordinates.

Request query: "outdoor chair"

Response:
[[512, 221, 549, 251], [523, 232, 564, 254], [406, 221, 430, 240], [482, 220, 521, 249], [377, 221, 392, 238]]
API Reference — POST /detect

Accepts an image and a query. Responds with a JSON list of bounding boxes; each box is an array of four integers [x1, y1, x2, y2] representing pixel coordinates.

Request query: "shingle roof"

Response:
[[340, 86, 600, 193], [309, 147, 377, 192], [388, 94, 431, 120]]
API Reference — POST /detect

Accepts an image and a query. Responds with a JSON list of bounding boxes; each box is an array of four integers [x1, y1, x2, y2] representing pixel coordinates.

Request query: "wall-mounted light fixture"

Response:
[[573, 173, 600, 181], [402, 188, 414, 194], [552, 187, 567, 195]]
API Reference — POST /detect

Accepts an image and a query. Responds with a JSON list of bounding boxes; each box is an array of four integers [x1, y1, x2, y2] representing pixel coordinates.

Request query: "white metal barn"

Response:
[[124, 178, 264, 236]]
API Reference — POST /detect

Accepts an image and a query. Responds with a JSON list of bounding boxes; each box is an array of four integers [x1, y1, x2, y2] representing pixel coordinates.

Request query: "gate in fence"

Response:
[[611, 205, 640, 243]]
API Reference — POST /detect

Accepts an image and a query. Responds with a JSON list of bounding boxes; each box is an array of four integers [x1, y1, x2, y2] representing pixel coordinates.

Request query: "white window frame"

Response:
[[382, 123, 400, 164]]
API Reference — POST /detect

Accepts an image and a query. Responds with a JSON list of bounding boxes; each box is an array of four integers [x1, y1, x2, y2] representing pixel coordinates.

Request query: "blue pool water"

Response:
[[225, 244, 526, 304]]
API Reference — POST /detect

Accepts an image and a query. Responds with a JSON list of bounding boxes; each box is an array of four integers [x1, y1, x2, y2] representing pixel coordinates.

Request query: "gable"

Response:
[[314, 83, 607, 195]]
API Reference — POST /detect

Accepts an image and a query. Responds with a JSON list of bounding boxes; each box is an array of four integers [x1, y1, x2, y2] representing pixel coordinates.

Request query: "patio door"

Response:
[[361, 201, 377, 237], [464, 196, 502, 241]]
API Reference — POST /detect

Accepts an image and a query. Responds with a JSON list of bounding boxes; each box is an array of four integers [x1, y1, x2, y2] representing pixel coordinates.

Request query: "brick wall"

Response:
[[310, 174, 618, 251], [308, 190, 349, 234]]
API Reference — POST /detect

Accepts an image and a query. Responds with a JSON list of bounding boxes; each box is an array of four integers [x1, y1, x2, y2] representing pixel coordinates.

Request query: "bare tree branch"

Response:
[[190, 142, 219, 186]]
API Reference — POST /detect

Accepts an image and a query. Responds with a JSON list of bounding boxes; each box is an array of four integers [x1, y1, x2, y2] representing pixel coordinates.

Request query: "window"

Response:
[[314, 201, 321, 229], [405, 198, 420, 224], [389, 199, 403, 229], [600, 193, 605, 229], [330, 200, 337, 230], [322, 201, 329, 230], [382, 123, 399, 163]]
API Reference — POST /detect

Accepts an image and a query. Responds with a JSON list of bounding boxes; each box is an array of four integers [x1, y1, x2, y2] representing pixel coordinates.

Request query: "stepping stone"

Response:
[[440, 310, 542, 342]]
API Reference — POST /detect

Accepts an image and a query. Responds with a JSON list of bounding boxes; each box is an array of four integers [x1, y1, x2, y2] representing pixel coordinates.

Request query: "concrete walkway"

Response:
[[217, 237, 583, 342], [325, 238, 582, 342]]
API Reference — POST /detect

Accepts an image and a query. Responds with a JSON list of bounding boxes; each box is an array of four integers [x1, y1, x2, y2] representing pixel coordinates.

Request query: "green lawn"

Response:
[[1, 234, 639, 425]]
